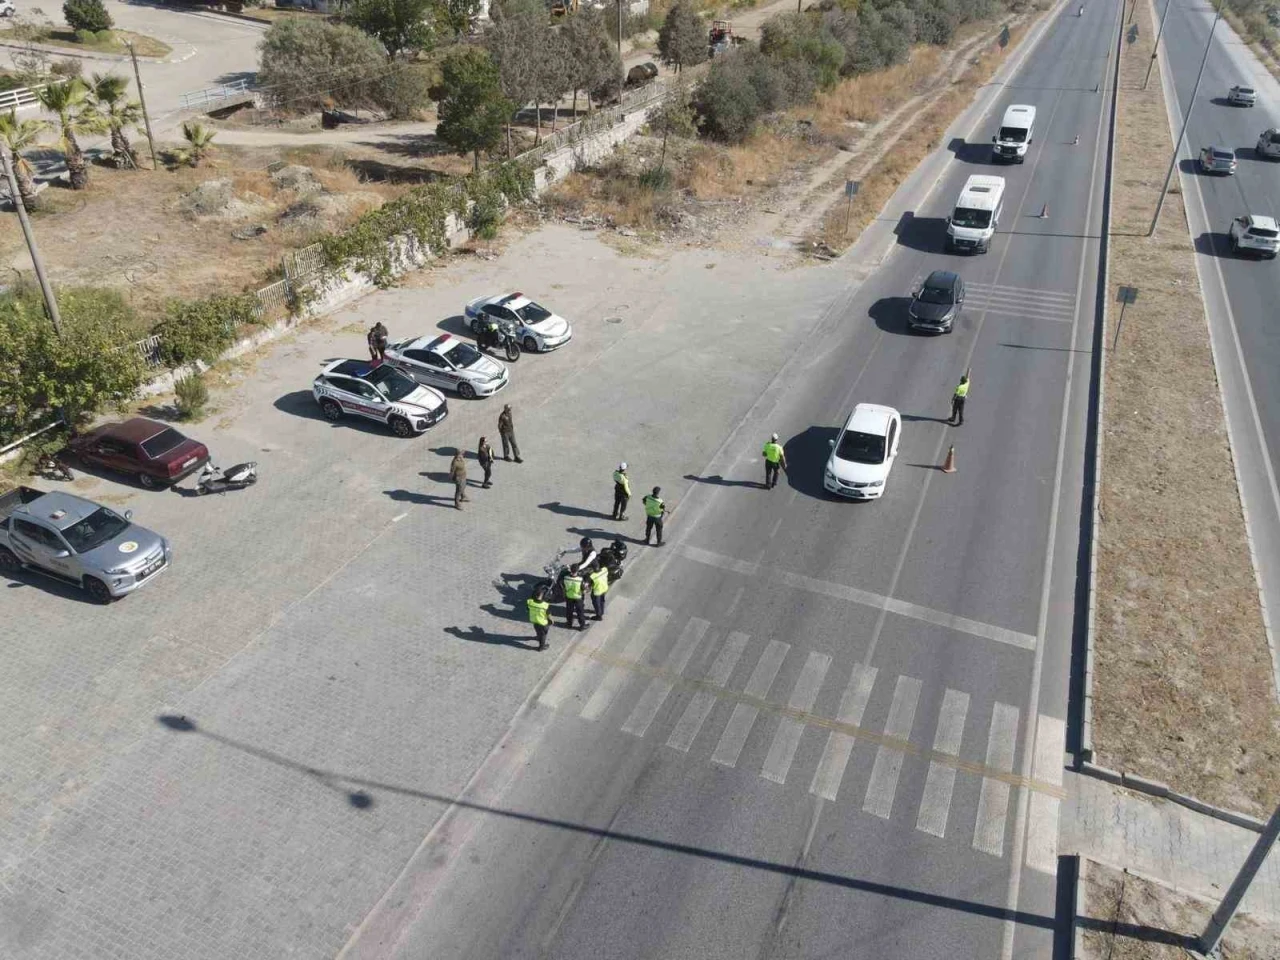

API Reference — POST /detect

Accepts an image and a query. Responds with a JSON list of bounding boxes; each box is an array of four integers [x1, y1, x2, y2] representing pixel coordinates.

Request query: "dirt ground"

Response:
[[1092, 0, 1280, 816], [1081, 860, 1277, 960]]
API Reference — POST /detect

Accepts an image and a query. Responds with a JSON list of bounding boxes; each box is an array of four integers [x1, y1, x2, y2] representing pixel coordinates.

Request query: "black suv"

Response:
[[908, 270, 965, 334]]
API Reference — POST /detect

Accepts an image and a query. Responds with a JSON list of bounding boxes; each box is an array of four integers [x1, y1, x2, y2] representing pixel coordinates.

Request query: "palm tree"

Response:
[[0, 110, 48, 207], [35, 79, 104, 190], [179, 121, 216, 167], [90, 73, 142, 169]]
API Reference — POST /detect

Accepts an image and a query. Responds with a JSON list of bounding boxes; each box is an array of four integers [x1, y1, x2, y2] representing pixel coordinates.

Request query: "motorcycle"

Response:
[[532, 539, 627, 603], [196, 461, 258, 495], [33, 451, 74, 482], [478, 318, 521, 363]]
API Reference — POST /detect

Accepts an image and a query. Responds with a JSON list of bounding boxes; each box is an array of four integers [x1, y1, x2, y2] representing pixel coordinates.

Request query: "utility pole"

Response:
[[1148, 0, 1222, 236], [126, 41, 159, 171], [616, 0, 622, 55], [1144, 0, 1171, 90], [1, 145, 63, 337], [1198, 803, 1280, 957]]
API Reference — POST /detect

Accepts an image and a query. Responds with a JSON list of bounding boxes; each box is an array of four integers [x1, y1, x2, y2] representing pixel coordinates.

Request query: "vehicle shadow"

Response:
[[539, 501, 613, 519], [894, 212, 947, 253], [783, 426, 839, 499], [444, 625, 538, 649], [59, 458, 157, 492], [384, 488, 456, 507], [2, 572, 96, 604], [135, 402, 182, 422], [566, 525, 643, 546], [437, 314, 474, 337], [1208, 96, 1248, 106], [1193, 231, 1243, 259], [946, 137, 992, 164], [1236, 146, 1270, 163], [683, 472, 760, 489], [869, 296, 915, 335]]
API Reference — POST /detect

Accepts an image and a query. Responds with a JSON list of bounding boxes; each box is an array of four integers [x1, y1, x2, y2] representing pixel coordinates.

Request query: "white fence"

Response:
[[0, 84, 46, 114], [179, 79, 253, 112]]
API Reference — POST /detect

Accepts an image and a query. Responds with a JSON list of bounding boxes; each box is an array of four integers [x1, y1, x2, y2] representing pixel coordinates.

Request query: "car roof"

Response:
[[16, 490, 113, 529], [845, 403, 898, 436], [1235, 85, 1255, 92], [324, 359, 383, 379], [94, 417, 170, 444], [1206, 146, 1234, 154], [1247, 214, 1279, 230], [923, 269, 960, 288]]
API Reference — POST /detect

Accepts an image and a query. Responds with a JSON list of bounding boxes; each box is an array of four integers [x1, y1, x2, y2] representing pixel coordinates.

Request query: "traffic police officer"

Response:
[[612, 462, 631, 520], [588, 564, 610, 620], [762, 433, 787, 489], [562, 564, 588, 630], [527, 586, 551, 650], [642, 486, 666, 546], [950, 373, 970, 426]]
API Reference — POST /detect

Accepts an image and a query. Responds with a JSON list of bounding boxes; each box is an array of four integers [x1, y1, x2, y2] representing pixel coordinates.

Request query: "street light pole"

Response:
[[0, 145, 63, 337], [1198, 802, 1280, 957], [616, 0, 622, 55], [1143, 0, 1172, 89], [127, 41, 159, 170], [1148, 0, 1222, 237]]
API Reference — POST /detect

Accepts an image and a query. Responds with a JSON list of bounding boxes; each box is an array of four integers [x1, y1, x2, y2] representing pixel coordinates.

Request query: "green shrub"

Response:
[[63, 0, 113, 33], [173, 372, 209, 421], [467, 189, 504, 241], [74, 28, 96, 44], [50, 58, 83, 79], [96, 29, 114, 42], [154, 293, 257, 371]]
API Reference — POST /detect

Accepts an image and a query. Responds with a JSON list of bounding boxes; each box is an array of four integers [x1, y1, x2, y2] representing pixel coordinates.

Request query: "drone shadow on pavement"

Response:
[[445, 625, 537, 649]]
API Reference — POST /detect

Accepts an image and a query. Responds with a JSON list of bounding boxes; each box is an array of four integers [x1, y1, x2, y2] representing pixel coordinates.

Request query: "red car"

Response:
[[69, 418, 209, 489]]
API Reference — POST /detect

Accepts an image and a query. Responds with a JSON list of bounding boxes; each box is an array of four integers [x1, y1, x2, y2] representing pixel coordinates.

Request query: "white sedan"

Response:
[[824, 403, 902, 500], [385, 333, 509, 399], [464, 293, 574, 353]]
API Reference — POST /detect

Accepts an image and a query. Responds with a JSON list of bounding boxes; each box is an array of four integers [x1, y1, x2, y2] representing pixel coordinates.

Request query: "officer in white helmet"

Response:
[[612, 461, 631, 520]]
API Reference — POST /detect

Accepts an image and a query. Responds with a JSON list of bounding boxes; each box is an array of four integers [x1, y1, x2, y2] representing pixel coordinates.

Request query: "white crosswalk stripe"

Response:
[[1024, 714, 1065, 874], [580, 606, 670, 721], [916, 688, 970, 838], [964, 282, 1076, 324], [667, 631, 749, 752], [711, 639, 789, 769], [810, 664, 878, 802], [621, 619, 709, 738], [761, 652, 831, 785], [973, 702, 1020, 857], [863, 676, 922, 819]]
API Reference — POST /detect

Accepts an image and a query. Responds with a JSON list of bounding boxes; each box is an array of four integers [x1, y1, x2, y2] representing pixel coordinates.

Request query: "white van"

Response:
[[992, 104, 1036, 163], [946, 174, 1005, 254]]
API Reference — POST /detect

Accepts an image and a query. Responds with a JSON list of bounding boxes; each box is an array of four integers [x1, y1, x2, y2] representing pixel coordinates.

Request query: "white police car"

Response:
[[312, 359, 448, 437], [464, 292, 574, 353], [384, 333, 509, 400]]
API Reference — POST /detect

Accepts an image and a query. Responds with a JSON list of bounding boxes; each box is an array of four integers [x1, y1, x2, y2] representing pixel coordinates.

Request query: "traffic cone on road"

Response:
[[941, 445, 957, 474]]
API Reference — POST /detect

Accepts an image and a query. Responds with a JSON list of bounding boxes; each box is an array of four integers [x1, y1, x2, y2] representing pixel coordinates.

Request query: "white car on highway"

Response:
[[824, 404, 902, 500], [385, 333, 509, 399], [1227, 85, 1257, 107], [1257, 128, 1280, 159], [1229, 214, 1280, 259], [464, 293, 574, 353]]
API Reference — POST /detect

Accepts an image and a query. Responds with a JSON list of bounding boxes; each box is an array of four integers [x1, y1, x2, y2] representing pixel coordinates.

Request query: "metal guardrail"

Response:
[[253, 279, 290, 322], [0, 84, 46, 113], [133, 333, 162, 368], [514, 77, 670, 166], [179, 78, 252, 111]]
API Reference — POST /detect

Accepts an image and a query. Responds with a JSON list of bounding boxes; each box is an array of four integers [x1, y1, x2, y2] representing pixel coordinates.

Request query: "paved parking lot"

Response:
[[0, 225, 848, 958]]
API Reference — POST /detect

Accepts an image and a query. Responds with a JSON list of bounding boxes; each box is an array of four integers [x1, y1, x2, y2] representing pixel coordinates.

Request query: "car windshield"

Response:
[[59, 507, 130, 554], [836, 430, 886, 465], [514, 301, 552, 325], [140, 427, 186, 459], [366, 364, 420, 402], [1250, 226, 1279, 238], [1211, 149, 1234, 160], [951, 206, 992, 229], [918, 282, 955, 305], [1237, 87, 1255, 95], [1270, 133, 1280, 144], [998, 126, 1028, 143], [442, 342, 483, 368]]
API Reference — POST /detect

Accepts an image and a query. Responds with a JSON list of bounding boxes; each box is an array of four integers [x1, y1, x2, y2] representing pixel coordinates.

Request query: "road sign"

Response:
[[845, 180, 860, 199], [999, 24, 1010, 48], [1117, 285, 1139, 304]]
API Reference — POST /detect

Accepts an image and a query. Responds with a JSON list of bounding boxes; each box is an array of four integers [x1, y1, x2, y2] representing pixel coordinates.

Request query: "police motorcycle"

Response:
[[533, 538, 627, 603], [477, 314, 521, 363], [195, 461, 258, 495]]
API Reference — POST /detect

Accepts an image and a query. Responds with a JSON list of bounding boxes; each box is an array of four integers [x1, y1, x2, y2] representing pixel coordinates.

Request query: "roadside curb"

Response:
[[0, 37, 170, 64], [1078, 760, 1267, 832], [1071, 854, 1086, 959]]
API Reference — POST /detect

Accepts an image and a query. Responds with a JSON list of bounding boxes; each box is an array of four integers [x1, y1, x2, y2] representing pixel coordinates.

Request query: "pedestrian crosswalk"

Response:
[[538, 605, 1066, 874], [963, 281, 1077, 325]]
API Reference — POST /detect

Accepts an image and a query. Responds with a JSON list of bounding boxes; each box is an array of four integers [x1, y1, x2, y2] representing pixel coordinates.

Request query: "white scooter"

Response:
[[196, 461, 258, 495]]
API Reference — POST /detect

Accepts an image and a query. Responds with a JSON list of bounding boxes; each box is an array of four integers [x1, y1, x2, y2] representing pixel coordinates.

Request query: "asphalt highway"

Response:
[[1153, 0, 1280, 696], [353, 6, 1120, 958]]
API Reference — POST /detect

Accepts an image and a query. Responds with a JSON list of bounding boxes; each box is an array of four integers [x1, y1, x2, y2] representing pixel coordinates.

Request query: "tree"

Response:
[[343, 0, 436, 59], [257, 19, 389, 113], [0, 110, 48, 207], [488, 0, 545, 22], [438, 0, 482, 39], [89, 73, 142, 168], [648, 79, 697, 175], [153, 294, 256, 371], [759, 11, 845, 89], [177, 121, 216, 167], [657, 3, 706, 73], [35, 79, 104, 190], [564, 9, 619, 116], [0, 286, 144, 431], [531, 27, 571, 136], [485, 13, 541, 154], [63, 0, 112, 33], [431, 47, 513, 170]]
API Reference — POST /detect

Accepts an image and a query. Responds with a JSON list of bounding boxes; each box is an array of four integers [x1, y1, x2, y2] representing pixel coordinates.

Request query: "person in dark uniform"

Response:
[[528, 586, 551, 650], [368, 321, 388, 363], [950, 373, 970, 426], [562, 564, 588, 630], [449, 450, 468, 509], [642, 487, 666, 546], [477, 436, 495, 488], [498, 404, 522, 463], [612, 462, 631, 520], [588, 565, 610, 620]]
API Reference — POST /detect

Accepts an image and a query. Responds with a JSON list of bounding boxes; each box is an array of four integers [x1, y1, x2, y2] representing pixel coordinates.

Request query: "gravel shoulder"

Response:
[[1092, 0, 1280, 816]]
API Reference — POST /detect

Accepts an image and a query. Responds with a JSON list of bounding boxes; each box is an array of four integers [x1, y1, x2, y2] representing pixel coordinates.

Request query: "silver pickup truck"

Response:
[[0, 486, 172, 603]]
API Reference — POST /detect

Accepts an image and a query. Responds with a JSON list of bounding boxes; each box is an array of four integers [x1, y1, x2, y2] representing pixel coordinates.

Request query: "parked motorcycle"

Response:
[[532, 539, 626, 604], [196, 461, 258, 495], [478, 317, 521, 363], [33, 451, 74, 482]]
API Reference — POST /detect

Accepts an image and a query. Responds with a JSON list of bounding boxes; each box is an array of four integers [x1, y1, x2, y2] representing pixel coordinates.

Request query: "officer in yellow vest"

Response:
[[612, 462, 631, 521], [642, 486, 666, 546], [588, 565, 610, 621], [562, 564, 588, 630], [527, 586, 551, 651], [762, 433, 787, 489], [950, 373, 970, 426]]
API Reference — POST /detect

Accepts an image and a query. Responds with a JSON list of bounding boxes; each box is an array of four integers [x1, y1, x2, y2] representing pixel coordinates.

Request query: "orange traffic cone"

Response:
[[941, 445, 957, 474]]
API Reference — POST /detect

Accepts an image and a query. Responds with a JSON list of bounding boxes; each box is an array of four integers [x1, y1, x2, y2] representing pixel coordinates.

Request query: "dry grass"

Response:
[[685, 130, 819, 199], [1080, 860, 1276, 960], [806, 46, 946, 135], [1093, 0, 1280, 816], [0, 28, 172, 58]]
